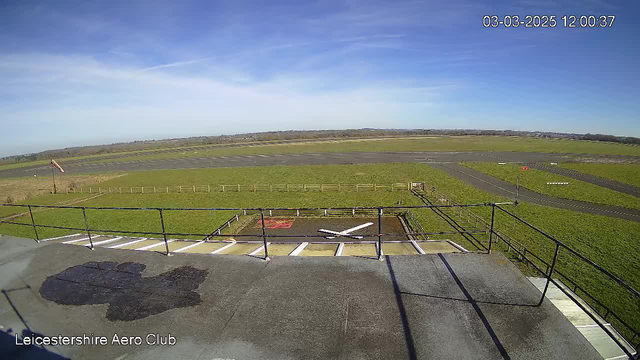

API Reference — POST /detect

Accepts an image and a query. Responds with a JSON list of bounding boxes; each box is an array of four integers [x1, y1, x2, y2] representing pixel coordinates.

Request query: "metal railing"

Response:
[[490, 204, 639, 359], [411, 189, 639, 358]]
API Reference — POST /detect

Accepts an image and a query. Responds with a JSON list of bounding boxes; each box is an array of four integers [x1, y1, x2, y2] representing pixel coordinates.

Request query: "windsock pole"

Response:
[[50, 159, 64, 194], [51, 166, 57, 194]]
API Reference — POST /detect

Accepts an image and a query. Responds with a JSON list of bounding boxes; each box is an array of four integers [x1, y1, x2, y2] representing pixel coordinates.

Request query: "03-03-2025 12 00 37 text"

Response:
[[482, 15, 615, 28]]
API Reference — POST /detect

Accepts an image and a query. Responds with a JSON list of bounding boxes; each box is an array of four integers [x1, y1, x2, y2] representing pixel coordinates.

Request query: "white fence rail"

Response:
[[69, 182, 423, 194]]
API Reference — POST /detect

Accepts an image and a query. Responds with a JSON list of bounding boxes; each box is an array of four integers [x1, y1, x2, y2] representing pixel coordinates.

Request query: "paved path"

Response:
[[527, 163, 640, 198], [0, 236, 602, 360], [429, 163, 640, 222]]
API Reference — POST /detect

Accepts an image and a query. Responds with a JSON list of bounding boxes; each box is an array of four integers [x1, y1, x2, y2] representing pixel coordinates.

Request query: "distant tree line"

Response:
[[1, 129, 638, 165]]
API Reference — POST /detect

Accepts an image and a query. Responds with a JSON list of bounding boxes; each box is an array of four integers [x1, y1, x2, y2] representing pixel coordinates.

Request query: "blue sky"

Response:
[[1, 0, 639, 156]]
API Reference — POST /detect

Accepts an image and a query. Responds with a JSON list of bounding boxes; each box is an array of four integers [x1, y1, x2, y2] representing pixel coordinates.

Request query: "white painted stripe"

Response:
[[248, 243, 270, 256], [289, 242, 308, 256], [42, 233, 81, 242], [136, 240, 174, 251], [575, 323, 611, 328], [174, 241, 205, 253], [411, 240, 426, 255], [109, 238, 147, 248], [447, 240, 469, 253], [211, 241, 236, 254], [606, 354, 634, 360], [63, 236, 100, 244], [88, 237, 123, 246], [335, 243, 344, 256]]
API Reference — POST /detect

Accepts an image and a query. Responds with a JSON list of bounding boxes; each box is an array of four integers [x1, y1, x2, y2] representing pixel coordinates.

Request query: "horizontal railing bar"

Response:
[[0, 202, 514, 211]]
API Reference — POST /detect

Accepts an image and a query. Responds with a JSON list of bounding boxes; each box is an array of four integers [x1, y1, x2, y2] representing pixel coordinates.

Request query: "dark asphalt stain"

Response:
[[39, 261, 208, 321]]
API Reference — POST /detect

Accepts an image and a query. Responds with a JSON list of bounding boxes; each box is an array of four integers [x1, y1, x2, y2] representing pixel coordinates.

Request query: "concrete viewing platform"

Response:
[[0, 236, 603, 359]]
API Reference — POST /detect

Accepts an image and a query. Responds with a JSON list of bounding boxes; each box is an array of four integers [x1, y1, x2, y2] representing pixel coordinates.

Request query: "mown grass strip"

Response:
[[461, 162, 640, 210], [560, 163, 640, 188]]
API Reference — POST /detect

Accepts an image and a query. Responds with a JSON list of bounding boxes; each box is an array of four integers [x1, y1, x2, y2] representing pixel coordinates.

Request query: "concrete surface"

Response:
[[0, 236, 602, 359]]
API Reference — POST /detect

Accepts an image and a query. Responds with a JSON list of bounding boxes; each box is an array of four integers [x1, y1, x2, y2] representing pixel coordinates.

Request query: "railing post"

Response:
[[377, 208, 383, 260], [260, 209, 269, 261], [538, 242, 560, 306], [159, 209, 171, 256], [488, 204, 495, 254], [82, 207, 94, 250], [27, 205, 39, 242]]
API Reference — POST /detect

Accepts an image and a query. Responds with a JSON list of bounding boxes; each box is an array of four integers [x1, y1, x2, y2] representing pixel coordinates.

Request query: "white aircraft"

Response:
[[318, 222, 374, 239]]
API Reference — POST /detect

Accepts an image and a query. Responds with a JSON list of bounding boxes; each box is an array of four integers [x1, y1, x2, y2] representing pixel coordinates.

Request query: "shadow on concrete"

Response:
[[438, 254, 511, 360], [400, 291, 538, 308], [1, 288, 69, 360], [385, 256, 417, 360]]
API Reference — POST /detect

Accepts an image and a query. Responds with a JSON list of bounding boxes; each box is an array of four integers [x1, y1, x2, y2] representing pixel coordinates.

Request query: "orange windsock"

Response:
[[51, 159, 65, 173]]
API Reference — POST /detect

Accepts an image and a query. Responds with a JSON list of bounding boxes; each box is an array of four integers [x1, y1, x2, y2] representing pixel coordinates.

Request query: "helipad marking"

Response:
[[211, 241, 236, 254], [319, 222, 373, 239], [174, 241, 205, 253], [109, 238, 147, 248], [63, 236, 100, 244], [248, 243, 271, 256], [42, 233, 81, 242], [289, 242, 308, 256], [136, 240, 174, 251], [447, 241, 469, 253], [411, 240, 426, 254], [89, 237, 123, 246]]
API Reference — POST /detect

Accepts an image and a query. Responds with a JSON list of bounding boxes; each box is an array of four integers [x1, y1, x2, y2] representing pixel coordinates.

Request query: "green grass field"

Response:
[[4, 136, 639, 172], [461, 162, 640, 210], [1, 162, 638, 339], [560, 163, 640, 188]]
